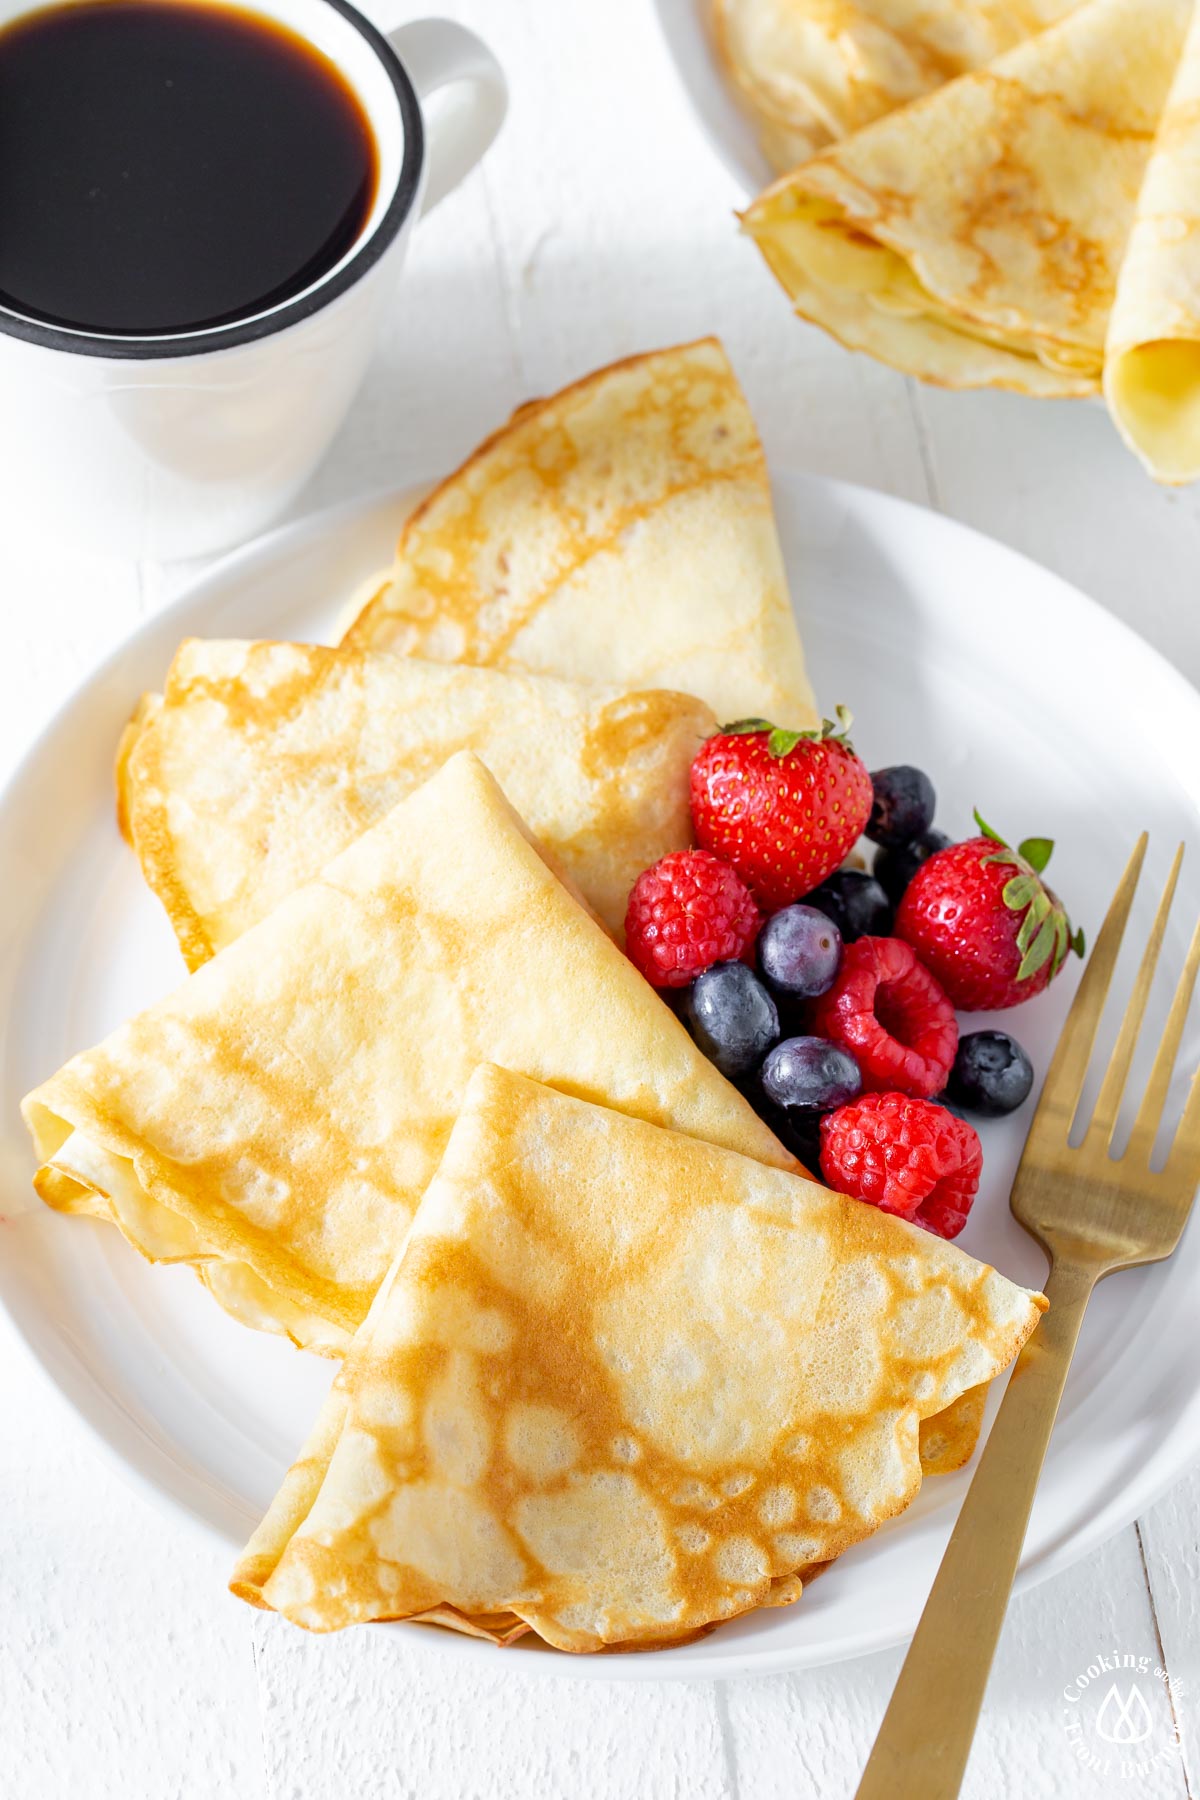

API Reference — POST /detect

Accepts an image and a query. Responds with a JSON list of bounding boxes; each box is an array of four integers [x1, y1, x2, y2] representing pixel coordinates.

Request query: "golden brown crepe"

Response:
[[741, 0, 1191, 394], [231, 1066, 1046, 1651], [118, 638, 715, 966], [916, 1380, 988, 1475], [342, 340, 819, 730], [714, 0, 1074, 174], [23, 754, 794, 1355], [1105, 1, 1200, 482]]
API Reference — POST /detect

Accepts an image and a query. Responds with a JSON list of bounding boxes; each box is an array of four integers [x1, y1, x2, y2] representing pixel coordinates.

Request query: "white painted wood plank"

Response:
[[1138, 1464, 1200, 1797], [0, 1317, 267, 1800], [282, 102, 524, 519], [726, 1528, 1190, 1800], [0, 538, 145, 782], [251, 1612, 733, 1800], [373, 0, 933, 505]]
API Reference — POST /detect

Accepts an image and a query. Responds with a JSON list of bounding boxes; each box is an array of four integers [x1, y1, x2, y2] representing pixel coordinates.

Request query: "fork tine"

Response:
[[1088, 844, 1183, 1149], [1128, 904, 1200, 1168], [1027, 835, 1147, 1145], [1165, 1063, 1200, 1190]]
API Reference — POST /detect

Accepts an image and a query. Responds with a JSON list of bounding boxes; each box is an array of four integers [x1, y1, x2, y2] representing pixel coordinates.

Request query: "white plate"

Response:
[[2, 473, 1200, 1682], [653, 0, 771, 196]]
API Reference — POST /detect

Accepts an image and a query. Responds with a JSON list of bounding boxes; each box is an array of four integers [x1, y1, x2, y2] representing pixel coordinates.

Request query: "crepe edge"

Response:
[[740, 179, 1102, 398], [118, 685, 218, 972], [341, 336, 753, 652], [226, 1078, 1047, 1655], [230, 1304, 1042, 1652], [22, 1027, 372, 1357]]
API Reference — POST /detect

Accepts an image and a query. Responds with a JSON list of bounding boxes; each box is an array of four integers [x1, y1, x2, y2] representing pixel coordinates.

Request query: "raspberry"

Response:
[[819, 1092, 982, 1239], [625, 850, 761, 989], [808, 935, 957, 1098]]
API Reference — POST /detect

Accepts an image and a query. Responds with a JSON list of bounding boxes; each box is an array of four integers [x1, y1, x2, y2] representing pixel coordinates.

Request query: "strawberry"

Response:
[[895, 812, 1085, 1011], [690, 708, 874, 911]]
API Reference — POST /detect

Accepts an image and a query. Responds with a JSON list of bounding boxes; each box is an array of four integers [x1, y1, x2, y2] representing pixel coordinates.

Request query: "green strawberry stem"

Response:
[[973, 807, 1085, 979], [721, 704, 855, 759], [1017, 836, 1054, 874]]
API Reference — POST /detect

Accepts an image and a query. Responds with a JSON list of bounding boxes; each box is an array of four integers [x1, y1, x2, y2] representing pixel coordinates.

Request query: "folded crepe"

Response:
[[23, 754, 794, 1354], [117, 638, 715, 966], [713, 0, 1074, 175], [231, 1065, 1046, 1651], [342, 339, 818, 730], [741, 0, 1191, 395], [915, 1380, 987, 1475], [1105, 0, 1200, 482]]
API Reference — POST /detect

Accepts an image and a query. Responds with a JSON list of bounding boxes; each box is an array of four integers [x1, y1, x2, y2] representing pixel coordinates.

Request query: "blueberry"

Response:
[[758, 904, 842, 998], [873, 828, 951, 907], [758, 1098, 825, 1171], [947, 1030, 1034, 1117], [867, 765, 937, 848], [734, 1074, 825, 1168], [686, 962, 780, 1078], [806, 871, 893, 942], [760, 1036, 862, 1112]]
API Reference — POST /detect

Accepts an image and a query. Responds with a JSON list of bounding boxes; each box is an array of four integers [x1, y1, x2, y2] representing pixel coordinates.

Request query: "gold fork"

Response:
[[856, 836, 1200, 1800]]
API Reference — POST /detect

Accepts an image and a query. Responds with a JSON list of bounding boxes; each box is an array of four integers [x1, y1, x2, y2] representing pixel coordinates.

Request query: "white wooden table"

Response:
[[2, 3, 1198, 1795]]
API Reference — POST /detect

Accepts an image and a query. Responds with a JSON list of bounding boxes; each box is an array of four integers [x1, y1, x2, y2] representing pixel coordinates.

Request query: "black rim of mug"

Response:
[[0, 0, 426, 360]]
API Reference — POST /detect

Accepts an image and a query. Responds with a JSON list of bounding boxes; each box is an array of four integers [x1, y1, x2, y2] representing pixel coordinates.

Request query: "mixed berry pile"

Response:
[[625, 714, 1083, 1239]]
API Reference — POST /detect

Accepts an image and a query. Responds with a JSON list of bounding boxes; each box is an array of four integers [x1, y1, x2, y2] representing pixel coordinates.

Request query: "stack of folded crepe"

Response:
[[21, 339, 1046, 1652], [728, 0, 1200, 483], [114, 336, 818, 972], [28, 753, 796, 1352], [714, 0, 1076, 174]]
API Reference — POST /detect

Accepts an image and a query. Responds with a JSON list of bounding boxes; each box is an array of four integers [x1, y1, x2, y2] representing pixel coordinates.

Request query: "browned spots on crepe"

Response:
[[742, 0, 1191, 393], [341, 340, 818, 731], [712, 0, 1078, 174], [232, 1067, 1046, 1652], [23, 755, 795, 1354], [118, 638, 715, 965]]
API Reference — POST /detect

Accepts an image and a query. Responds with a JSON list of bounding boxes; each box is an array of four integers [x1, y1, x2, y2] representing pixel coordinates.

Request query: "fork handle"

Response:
[[854, 1256, 1098, 1800]]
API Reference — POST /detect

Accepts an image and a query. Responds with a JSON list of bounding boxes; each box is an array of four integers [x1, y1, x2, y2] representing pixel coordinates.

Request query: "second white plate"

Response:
[[653, 0, 771, 195]]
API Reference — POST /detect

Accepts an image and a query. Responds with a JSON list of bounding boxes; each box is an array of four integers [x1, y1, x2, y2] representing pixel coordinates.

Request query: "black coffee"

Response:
[[0, 0, 379, 336]]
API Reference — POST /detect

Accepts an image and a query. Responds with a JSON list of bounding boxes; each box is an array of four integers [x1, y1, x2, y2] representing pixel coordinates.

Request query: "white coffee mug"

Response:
[[0, 4, 506, 560]]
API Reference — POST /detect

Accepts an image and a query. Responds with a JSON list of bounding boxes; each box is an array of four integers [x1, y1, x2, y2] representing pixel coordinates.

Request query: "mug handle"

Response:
[[386, 18, 507, 217]]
